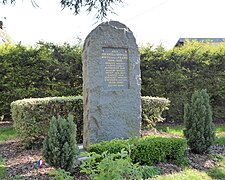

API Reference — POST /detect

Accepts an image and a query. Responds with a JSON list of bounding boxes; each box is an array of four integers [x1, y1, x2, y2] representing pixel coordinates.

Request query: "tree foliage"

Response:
[[0, 0, 123, 19]]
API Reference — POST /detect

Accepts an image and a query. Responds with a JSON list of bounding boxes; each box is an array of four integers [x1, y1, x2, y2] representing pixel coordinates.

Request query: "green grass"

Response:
[[0, 156, 7, 179], [155, 159, 225, 179], [156, 125, 184, 136], [155, 169, 212, 180], [156, 124, 225, 146], [215, 125, 225, 133], [215, 136, 225, 145], [207, 159, 225, 179], [0, 127, 17, 142], [156, 124, 224, 135], [208, 167, 225, 179]]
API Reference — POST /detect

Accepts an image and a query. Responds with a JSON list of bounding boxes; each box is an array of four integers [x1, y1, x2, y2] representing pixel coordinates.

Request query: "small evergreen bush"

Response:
[[49, 169, 73, 180], [184, 89, 215, 154], [42, 114, 79, 171]]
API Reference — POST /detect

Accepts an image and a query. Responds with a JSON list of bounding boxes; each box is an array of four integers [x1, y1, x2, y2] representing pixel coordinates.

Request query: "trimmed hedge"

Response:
[[11, 96, 83, 147], [11, 96, 169, 147], [0, 42, 82, 119], [142, 96, 170, 128], [1, 41, 225, 122], [140, 42, 225, 122], [88, 136, 187, 165]]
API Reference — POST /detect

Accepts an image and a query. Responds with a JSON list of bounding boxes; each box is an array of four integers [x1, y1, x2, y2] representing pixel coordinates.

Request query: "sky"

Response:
[[1, 0, 225, 49]]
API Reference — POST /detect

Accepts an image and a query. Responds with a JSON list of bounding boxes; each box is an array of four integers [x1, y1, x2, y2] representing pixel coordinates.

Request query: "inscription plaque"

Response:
[[102, 47, 129, 90]]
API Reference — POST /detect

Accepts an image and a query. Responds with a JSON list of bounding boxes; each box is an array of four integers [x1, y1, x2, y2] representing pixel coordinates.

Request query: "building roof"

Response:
[[175, 38, 225, 47]]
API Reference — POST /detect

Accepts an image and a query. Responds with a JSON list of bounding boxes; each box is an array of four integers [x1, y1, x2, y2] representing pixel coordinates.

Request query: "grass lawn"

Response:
[[154, 160, 225, 179], [0, 127, 17, 142], [155, 169, 212, 180], [207, 159, 225, 179], [156, 125, 184, 136], [156, 124, 225, 145]]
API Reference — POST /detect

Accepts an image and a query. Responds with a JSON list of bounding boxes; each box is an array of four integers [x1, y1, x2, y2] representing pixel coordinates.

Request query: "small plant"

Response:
[[80, 149, 143, 180], [49, 169, 73, 180], [42, 114, 79, 171], [140, 165, 160, 179], [184, 89, 215, 154], [174, 157, 190, 167]]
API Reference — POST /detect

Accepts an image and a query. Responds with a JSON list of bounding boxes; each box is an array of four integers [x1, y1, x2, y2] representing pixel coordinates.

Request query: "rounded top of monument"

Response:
[[83, 20, 136, 49], [103, 21, 128, 29]]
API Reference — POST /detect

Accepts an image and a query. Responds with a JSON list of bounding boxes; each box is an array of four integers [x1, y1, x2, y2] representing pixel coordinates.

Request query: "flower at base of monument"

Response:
[[37, 159, 45, 168]]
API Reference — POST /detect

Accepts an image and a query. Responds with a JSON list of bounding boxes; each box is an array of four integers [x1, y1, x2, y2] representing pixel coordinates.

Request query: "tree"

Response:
[[0, 0, 123, 20]]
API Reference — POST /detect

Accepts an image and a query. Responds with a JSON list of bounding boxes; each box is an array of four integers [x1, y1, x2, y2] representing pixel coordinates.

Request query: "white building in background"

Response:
[[0, 21, 14, 43]]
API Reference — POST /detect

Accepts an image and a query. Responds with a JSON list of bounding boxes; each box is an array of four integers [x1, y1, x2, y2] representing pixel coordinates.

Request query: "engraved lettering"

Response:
[[102, 48, 129, 90]]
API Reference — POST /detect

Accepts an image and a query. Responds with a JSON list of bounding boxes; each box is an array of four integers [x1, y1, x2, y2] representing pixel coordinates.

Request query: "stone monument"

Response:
[[82, 21, 141, 148]]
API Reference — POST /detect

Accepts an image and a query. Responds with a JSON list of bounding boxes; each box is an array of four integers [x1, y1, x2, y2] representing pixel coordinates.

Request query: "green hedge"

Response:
[[142, 96, 170, 128], [11, 96, 169, 147], [11, 96, 83, 147], [88, 136, 187, 165], [0, 42, 82, 119], [2, 41, 225, 122], [140, 42, 225, 121]]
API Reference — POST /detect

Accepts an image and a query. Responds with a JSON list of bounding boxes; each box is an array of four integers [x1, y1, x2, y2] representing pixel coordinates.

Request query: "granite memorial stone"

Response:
[[82, 21, 141, 148]]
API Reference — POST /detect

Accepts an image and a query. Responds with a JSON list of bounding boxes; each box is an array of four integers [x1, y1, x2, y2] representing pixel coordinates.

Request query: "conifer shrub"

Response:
[[184, 89, 215, 154], [42, 114, 79, 171]]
